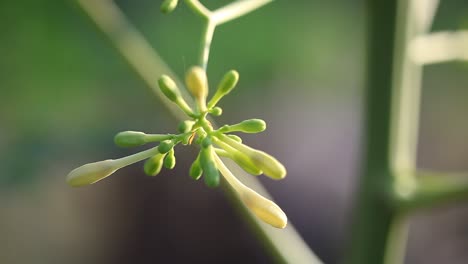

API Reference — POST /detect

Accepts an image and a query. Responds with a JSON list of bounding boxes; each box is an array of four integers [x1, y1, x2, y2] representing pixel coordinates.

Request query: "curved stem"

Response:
[[199, 20, 216, 70]]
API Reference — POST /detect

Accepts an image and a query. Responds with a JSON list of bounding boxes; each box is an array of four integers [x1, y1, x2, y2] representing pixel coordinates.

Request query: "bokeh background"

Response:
[[1, 0, 468, 263]]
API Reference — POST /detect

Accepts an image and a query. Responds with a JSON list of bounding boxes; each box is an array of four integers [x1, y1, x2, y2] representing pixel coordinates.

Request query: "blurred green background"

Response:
[[1, 0, 467, 263]]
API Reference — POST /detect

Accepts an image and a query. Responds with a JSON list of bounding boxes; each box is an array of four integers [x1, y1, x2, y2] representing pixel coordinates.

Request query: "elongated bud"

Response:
[[178, 120, 195, 133], [164, 148, 176, 169], [114, 131, 148, 147], [159, 75, 180, 102], [186, 66, 208, 111], [160, 0, 178, 14], [67, 160, 116, 187], [144, 153, 165, 176], [213, 155, 287, 228], [219, 134, 286, 179], [249, 150, 286, 179], [158, 140, 174, 154], [221, 119, 266, 134], [240, 187, 287, 228], [199, 146, 220, 188], [189, 153, 203, 180], [230, 151, 263, 175], [208, 70, 239, 108], [212, 136, 261, 175]]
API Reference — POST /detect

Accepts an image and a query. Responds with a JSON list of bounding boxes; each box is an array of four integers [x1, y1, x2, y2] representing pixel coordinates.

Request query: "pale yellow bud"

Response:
[[240, 187, 288, 229], [185, 66, 208, 111], [67, 160, 116, 187]]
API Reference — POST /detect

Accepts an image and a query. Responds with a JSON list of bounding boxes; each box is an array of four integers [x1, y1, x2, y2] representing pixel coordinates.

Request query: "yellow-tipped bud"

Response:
[[67, 160, 116, 187], [248, 150, 286, 180], [144, 153, 165, 176], [213, 154, 287, 228], [185, 66, 208, 110], [219, 134, 286, 179], [159, 75, 180, 102], [160, 0, 178, 14], [240, 187, 288, 228], [230, 151, 263, 176], [208, 70, 239, 108]]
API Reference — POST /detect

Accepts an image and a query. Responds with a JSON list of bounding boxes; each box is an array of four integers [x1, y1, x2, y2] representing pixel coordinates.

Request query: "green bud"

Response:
[[220, 134, 286, 179], [178, 120, 195, 133], [231, 151, 263, 176], [189, 153, 203, 180], [67, 160, 116, 187], [208, 70, 239, 108], [158, 75, 180, 102], [209, 106, 223, 116], [158, 140, 174, 154], [199, 146, 220, 188], [114, 131, 147, 147], [144, 153, 165, 176], [164, 148, 176, 169], [201, 137, 212, 148], [160, 0, 178, 14], [222, 119, 266, 134]]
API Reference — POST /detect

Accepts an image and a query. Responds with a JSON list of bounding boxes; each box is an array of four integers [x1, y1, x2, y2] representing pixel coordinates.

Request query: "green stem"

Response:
[[184, 0, 211, 19], [347, 1, 399, 263], [394, 171, 468, 212], [199, 20, 216, 71], [212, 0, 273, 25]]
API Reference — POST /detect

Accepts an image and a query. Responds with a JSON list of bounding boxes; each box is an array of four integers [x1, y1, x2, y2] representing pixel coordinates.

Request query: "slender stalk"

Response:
[[212, 0, 274, 25], [347, 1, 399, 263], [199, 20, 216, 70], [74, 0, 322, 263], [184, 0, 211, 19]]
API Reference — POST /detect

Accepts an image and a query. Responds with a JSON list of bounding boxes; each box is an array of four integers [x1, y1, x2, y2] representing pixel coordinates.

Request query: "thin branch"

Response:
[[184, 0, 211, 19], [393, 171, 468, 212], [212, 0, 273, 25]]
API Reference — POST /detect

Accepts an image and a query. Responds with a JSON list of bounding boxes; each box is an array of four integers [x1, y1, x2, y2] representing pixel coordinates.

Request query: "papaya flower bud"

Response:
[[186, 66, 208, 111], [189, 153, 203, 180], [209, 106, 223, 116], [164, 148, 176, 169], [158, 140, 174, 154], [199, 146, 220, 188], [177, 120, 195, 133], [213, 154, 287, 228], [208, 70, 239, 108], [158, 75, 194, 116], [220, 119, 266, 134], [144, 153, 166, 176], [114, 131, 148, 147], [219, 134, 286, 179], [159, 75, 180, 102], [67, 160, 117, 187], [160, 0, 178, 14]]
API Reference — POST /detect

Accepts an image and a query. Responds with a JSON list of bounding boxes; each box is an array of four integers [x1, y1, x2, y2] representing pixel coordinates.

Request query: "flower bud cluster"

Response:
[[67, 67, 287, 228]]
